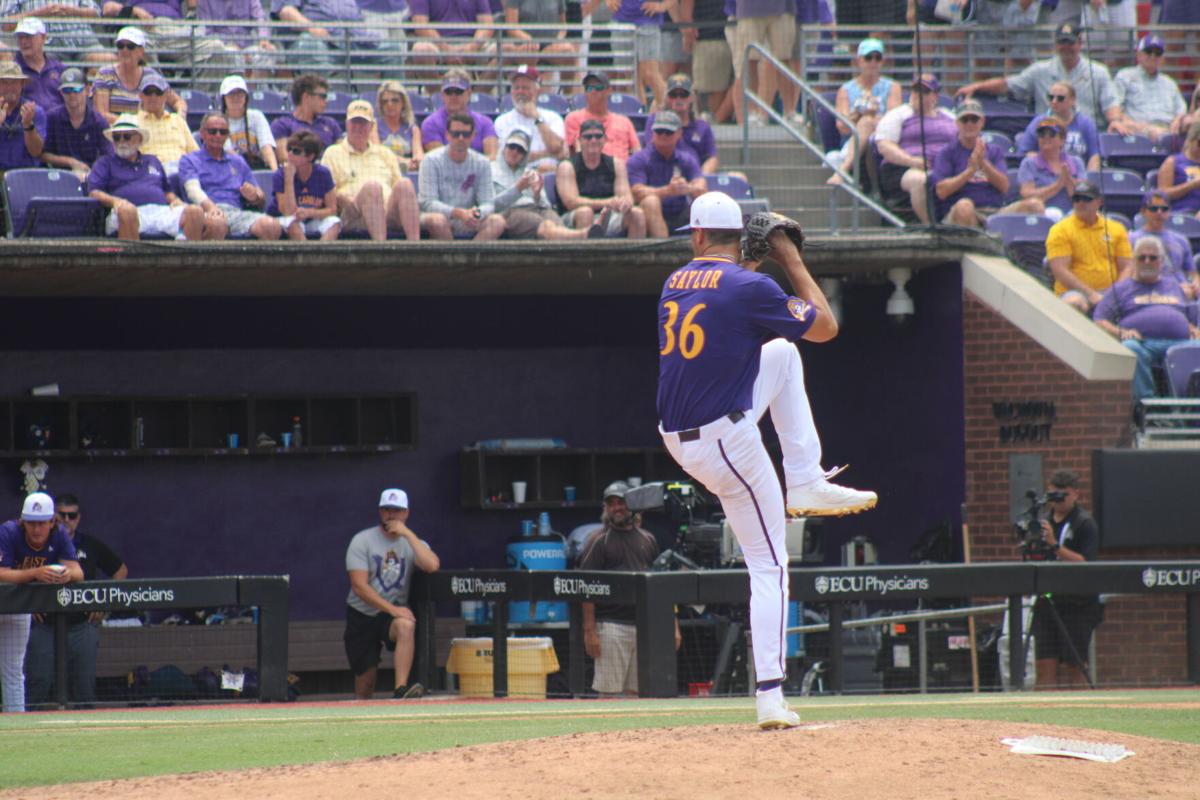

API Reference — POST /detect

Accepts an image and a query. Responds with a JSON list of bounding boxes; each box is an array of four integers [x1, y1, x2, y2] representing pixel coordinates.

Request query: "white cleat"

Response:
[[756, 690, 801, 730], [787, 468, 877, 517]]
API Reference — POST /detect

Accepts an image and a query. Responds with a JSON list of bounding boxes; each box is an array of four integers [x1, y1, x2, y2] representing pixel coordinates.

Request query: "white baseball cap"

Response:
[[15, 17, 47, 36], [115, 26, 147, 47], [379, 488, 409, 509], [21, 492, 54, 521], [219, 74, 248, 97], [677, 191, 743, 232]]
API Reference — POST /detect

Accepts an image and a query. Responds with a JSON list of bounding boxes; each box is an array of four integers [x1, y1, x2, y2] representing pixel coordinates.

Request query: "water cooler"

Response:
[[506, 514, 568, 623]]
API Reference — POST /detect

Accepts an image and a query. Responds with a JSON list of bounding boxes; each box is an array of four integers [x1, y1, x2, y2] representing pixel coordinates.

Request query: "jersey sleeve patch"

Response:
[[787, 298, 812, 322]]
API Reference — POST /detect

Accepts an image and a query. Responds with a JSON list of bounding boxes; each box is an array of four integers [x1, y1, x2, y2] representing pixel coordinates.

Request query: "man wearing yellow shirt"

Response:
[[135, 74, 196, 176], [1045, 180, 1133, 313], [321, 100, 421, 242]]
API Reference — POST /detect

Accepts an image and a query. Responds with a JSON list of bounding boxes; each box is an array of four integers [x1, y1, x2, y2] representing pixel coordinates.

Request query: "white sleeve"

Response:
[[251, 109, 276, 149]]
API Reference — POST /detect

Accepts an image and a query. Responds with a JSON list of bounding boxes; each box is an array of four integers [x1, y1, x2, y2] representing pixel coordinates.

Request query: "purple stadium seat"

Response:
[[323, 91, 353, 117], [705, 173, 753, 199], [1165, 213, 1200, 251], [1164, 343, 1200, 397], [408, 94, 431, 117], [976, 96, 1034, 139], [250, 89, 289, 119], [569, 92, 642, 114], [542, 170, 556, 208], [252, 169, 274, 200], [985, 213, 1055, 282], [2, 168, 102, 238], [983, 131, 1021, 168], [1089, 168, 1145, 218], [468, 92, 500, 117], [499, 93, 570, 116], [1004, 168, 1020, 204], [178, 88, 213, 130], [809, 90, 841, 154], [1099, 133, 1168, 174], [1105, 212, 1132, 231]]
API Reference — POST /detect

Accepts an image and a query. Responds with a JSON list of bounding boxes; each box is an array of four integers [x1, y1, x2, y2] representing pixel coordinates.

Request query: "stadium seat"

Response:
[[809, 90, 842, 154], [252, 169, 274, 201], [499, 93, 570, 116], [1165, 213, 1200, 251], [1089, 168, 1145, 218], [976, 96, 1034, 139], [2, 168, 102, 238], [1164, 343, 1200, 397], [542, 171, 556, 208], [468, 92, 500, 116], [705, 173, 753, 199], [1105, 212, 1132, 231], [983, 131, 1021, 168], [324, 91, 353, 117], [179, 88, 214, 131], [985, 213, 1055, 283], [408, 94, 431, 117], [1004, 168, 1021, 204], [1146, 168, 1159, 189], [1099, 133, 1168, 174], [250, 89, 289, 118]]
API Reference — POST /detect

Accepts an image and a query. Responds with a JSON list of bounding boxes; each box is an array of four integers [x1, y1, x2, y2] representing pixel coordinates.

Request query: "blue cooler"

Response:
[[506, 534, 568, 622]]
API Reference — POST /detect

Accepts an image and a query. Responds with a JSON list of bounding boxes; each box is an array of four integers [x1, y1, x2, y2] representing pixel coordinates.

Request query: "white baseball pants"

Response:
[[661, 338, 824, 682], [0, 613, 31, 712]]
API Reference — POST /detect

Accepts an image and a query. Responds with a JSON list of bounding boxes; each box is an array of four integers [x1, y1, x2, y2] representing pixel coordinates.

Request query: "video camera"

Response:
[[625, 481, 726, 570], [1013, 489, 1066, 560]]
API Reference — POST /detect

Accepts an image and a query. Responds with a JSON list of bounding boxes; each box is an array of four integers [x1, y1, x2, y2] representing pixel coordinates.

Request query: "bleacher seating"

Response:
[[976, 96, 1034, 139], [1106, 211, 1133, 231], [323, 91, 353, 117], [542, 171, 556, 208], [2, 169, 103, 238], [408, 94, 431, 117], [1003, 168, 1020, 204], [1165, 213, 1200, 251], [705, 173, 753, 200], [499, 93, 570, 116], [982, 131, 1020, 168], [253, 170, 274, 201], [986, 213, 1054, 283], [1099, 133, 1168, 174], [1089, 168, 1145, 218], [1165, 343, 1200, 397], [250, 89, 290, 119], [178, 88, 214, 131]]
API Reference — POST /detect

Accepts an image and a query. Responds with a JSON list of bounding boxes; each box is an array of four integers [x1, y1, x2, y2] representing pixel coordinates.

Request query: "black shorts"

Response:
[[1032, 596, 1102, 664], [344, 605, 397, 676]]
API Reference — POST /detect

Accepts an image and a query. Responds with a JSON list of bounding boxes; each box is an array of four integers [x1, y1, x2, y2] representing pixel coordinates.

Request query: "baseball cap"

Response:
[[219, 74, 248, 97], [679, 191, 743, 232], [115, 26, 147, 47], [912, 74, 940, 93], [504, 129, 531, 151], [583, 71, 609, 89], [1055, 22, 1082, 43], [1034, 115, 1066, 133], [346, 99, 375, 123], [21, 492, 54, 522], [511, 63, 540, 83], [956, 98, 984, 119], [1071, 180, 1100, 201], [580, 118, 605, 135], [666, 74, 692, 94], [602, 481, 630, 500], [442, 75, 470, 92], [59, 67, 86, 91], [0, 62, 29, 81], [651, 110, 682, 133], [379, 488, 409, 509], [857, 38, 884, 58], [140, 73, 170, 93], [1138, 34, 1165, 52], [14, 17, 46, 36]]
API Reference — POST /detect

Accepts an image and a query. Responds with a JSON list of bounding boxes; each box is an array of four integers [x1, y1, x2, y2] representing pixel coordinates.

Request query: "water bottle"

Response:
[[291, 416, 302, 448], [521, 519, 535, 537], [538, 512, 551, 536]]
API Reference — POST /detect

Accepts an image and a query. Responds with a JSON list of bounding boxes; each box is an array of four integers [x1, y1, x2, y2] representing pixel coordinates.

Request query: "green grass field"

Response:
[[3, 690, 1197, 789]]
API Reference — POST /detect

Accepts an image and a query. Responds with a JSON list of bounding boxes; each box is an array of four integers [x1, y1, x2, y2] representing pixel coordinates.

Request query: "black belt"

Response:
[[677, 410, 744, 443]]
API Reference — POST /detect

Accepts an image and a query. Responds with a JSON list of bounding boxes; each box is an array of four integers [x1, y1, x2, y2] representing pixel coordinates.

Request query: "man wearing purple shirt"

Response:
[[627, 110, 707, 237], [0, 61, 46, 171], [931, 99, 1043, 227], [409, 0, 495, 91], [13, 18, 65, 112], [644, 75, 719, 173], [1131, 190, 1198, 294], [41, 68, 113, 176], [421, 69, 498, 158], [275, 0, 402, 80], [271, 75, 344, 163], [101, 0, 228, 72], [197, 0, 277, 72], [179, 111, 282, 241], [1093, 235, 1200, 402]]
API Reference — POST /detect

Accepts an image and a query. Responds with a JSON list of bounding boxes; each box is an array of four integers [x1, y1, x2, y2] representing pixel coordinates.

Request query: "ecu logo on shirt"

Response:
[[787, 298, 811, 322]]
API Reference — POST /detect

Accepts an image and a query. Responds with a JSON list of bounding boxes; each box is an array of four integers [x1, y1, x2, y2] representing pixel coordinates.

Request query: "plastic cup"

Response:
[[226, 433, 239, 448], [564, 485, 577, 502], [281, 432, 293, 448], [627, 476, 643, 488], [512, 481, 527, 504]]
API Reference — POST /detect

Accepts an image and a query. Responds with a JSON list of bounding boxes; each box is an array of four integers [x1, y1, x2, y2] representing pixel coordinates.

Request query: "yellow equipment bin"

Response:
[[445, 637, 560, 698]]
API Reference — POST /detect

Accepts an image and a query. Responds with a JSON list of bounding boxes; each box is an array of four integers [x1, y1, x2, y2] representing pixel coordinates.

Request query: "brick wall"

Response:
[[963, 293, 1198, 687]]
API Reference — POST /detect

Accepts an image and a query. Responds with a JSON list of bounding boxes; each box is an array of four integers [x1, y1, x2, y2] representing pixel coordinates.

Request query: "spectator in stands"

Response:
[[827, 38, 901, 186], [0, 0, 112, 67], [408, 0, 495, 92], [502, 0, 577, 86], [1094, 236, 1200, 403], [555, 118, 646, 238], [728, 0, 796, 126], [1157, 122, 1200, 219], [93, 27, 186, 123], [491, 129, 593, 239], [374, 80, 424, 173], [1131, 190, 1197, 295], [579, 481, 679, 697], [271, 75, 344, 164], [0, 492, 82, 714], [272, 0, 400, 82], [957, 23, 1125, 134], [417, 111, 506, 239], [322, 100, 421, 241], [136, 73, 195, 175], [179, 111, 282, 240], [100, 0, 227, 72], [219, 75, 277, 171], [931, 100, 1043, 229], [1045, 179, 1133, 313], [1173, 85, 1200, 145], [1014, 82, 1100, 172], [780, 0, 832, 127], [644, 74, 720, 175], [684, 0, 735, 124], [611, 0, 667, 113], [13, 18, 65, 112], [1018, 116, 1086, 219], [41, 68, 113, 178], [564, 72, 641, 158], [969, 0, 1037, 73], [196, 0, 277, 77], [344, 488, 440, 700], [628, 110, 705, 237], [493, 64, 566, 173], [24, 493, 127, 710], [420, 69, 498, 158], [873, 73, 956, 225], [269, 129, 342, 241], [88, 115, 216, 240], [0, 61, 46, 171], [1114, 35, 1186, 145]]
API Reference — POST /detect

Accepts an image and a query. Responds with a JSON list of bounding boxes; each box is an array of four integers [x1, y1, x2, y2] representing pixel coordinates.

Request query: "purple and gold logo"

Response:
[[787, 298, 811, 322]]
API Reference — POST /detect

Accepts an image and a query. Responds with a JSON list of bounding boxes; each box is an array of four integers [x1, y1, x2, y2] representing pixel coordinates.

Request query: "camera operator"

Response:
[[1030, 469, 1103, 689]]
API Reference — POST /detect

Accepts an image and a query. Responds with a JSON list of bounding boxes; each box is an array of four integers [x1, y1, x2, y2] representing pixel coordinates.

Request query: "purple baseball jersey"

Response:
[[0, 519, 77, 569], [657, 255, 817, 431]]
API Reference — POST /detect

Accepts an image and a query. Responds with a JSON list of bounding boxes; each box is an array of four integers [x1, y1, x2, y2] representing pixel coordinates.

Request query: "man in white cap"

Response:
[[12, 18, 66, 111], [0, 1, 112, 67], [344, 488, 440, 700], [657, 193, 876, 729], [0, 60, 45, 173], [0, 492, 83, 713], [87, 114, 217, 240]]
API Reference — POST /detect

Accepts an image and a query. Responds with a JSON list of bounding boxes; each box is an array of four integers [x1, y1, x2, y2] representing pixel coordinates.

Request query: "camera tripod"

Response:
[[1023, 593, 1095, 690]]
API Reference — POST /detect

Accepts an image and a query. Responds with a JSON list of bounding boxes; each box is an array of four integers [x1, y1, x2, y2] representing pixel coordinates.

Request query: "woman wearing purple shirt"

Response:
[[270, 130, 341, 240], [1159, 122, 1200, 217], [373, 79, 424, 173], [1017, 116, 1086, 217]]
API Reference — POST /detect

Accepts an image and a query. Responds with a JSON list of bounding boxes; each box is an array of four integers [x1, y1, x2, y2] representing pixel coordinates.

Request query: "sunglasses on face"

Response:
[[380, 96, 403, 105], [1136, 254, 1162, 262], [1047, 93, 1069, 103], [111, 132, 138, 141], [56, 511, 79, 520], [443, 88, 465, 96], [142, 87, 164, 96], [652, 129, 675, 136], [308, 92, 327, 100], [667, 91, 690, 99], [288, 146, 306, 155], [505, 143, 527, 152], [862, 52, 883, 61], [116, 41, 140, 50], [584, 84, 607, 93], [1146, 205, 1170, 212], [205, 127, 229, 135], [1144, 48, 1164, 57], [580, 133, 604, 141], [1036, 128, 1060, 138], [1071, 194, 1097, 202], [61, 86, 85, 94], [447, 129, 472, 138], [958, 115, 981, 124]]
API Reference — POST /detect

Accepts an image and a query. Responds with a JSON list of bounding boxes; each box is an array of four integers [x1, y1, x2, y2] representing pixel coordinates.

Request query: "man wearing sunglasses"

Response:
[[1093, 235, 1200, 403], [135, 73, 195, 176], [1114, 34, 1187, 144], [418, 111, 505, 240], [1045, 179, 1133, 313], [564, 72, 640, 159], [41, 68, 113, 179], [271, 75, 343, 165], [555, 118, 646, 239], [420, 69, 498, 158], [24, 494, 127, 710], [627, 110, 706, 238], [643, 74, 719, 175], [1130, 190, 1198, 295]]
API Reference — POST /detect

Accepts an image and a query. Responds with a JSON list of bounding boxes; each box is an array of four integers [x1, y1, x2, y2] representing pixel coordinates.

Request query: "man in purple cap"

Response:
[[12, 18, 66, 112], [627, 110, 706, 238], [408, 0, 494, 91], [420, 67, 498, 158], [270, 75, 344, 163], [1115, 35, 1186, 143], [0, 61, 46, 173], [493, 64, 566, 173], [874, 74, 957, 225], [41, 67, 113, 177]]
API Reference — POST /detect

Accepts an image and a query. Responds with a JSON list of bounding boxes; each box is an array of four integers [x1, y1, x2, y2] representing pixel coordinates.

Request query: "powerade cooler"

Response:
[[506, 534, 568, 622]]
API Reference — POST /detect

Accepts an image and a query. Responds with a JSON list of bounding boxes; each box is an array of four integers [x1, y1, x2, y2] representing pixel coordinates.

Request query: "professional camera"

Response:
[[626, 481, 725, 570], [1013, 489, 1065, 560]]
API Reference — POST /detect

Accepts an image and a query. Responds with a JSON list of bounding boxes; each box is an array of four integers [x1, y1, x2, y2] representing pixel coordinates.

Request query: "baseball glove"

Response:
[[741, 211, 806, 264]]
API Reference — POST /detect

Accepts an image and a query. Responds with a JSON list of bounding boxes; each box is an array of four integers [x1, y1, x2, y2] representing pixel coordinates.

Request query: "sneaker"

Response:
[[756, 689, 800, 730], [786, 470, 877, 517], [748, 114, 767, 128], [392, 682, 425, 699]]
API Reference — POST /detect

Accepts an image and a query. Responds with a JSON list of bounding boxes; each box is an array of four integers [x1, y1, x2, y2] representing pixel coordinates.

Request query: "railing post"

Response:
[[1008, 593, 1025, 691], [917, 616, 928, 694], [827, 601, 844, 693]]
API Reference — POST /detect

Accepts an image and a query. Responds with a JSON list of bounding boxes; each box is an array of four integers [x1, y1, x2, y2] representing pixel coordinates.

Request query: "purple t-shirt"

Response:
[[613, 0, 661, 25], [643, 113, 716, 166], [1130, 228, 1194, 280], [626, 145, 702, 217], [795, 0, 830, 22], [87, 152, 172, 206], [420, 107, 496, 152], [409, 0, 491, 36], [1016, 152, 1086, 214], [357, 0, 406, 11], [44, 105, 115, 165], [1093, 275, 1197, 340], [270, 0, 382, 41], [268, 162, 336, 214], [178, 148, 255, 207], [197, 0, 269, 46], [17, 53, 67, 112], [270, 113, 344, 149], [930, 138, 1008, 215], [0, 105, 48, 170], [1016, 112, 1100, 166], [658, 256, 817, 431], [123, 0, 182, 17], [1168, 153, 1200, 214], [0, 519, 77, 569], [895, 112, 956, 159]]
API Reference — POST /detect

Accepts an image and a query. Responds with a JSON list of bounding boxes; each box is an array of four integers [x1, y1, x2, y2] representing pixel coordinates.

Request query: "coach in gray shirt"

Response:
[[417, 110, 506, 240], [958, 22, 1124, 132]]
